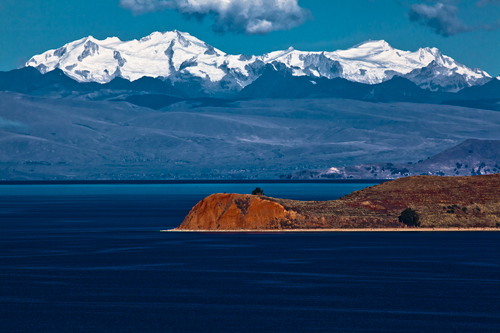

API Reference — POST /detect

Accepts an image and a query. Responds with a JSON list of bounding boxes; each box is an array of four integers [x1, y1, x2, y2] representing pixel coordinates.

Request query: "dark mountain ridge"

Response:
[[238, 64, 446, 103], [0, 67, 186, 98], [0, 66, 498, 110], [440, 78, 500, 111]]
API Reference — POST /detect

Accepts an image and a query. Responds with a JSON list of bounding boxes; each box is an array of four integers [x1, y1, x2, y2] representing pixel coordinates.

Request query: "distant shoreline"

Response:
[[163, 228, 500, 233], [0, 179, 389, 185]]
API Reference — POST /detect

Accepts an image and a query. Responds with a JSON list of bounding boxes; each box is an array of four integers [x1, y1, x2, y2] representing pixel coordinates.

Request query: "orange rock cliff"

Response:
[[178, 193, 299, 230], [176, 174, 500, 230]]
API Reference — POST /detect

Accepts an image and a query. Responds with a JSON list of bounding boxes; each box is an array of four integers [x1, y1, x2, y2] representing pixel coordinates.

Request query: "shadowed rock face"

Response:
[[177, 174, 500, 230]]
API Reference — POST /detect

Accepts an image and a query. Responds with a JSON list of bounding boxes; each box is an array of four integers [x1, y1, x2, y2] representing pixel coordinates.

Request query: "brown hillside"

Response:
[[176, 174, 500, 230]]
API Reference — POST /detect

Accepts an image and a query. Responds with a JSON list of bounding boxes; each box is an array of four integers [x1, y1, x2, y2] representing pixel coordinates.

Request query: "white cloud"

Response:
[[120, 0, 312, 35], [409, 1, 500, 36], [409, 2, 475, 37]]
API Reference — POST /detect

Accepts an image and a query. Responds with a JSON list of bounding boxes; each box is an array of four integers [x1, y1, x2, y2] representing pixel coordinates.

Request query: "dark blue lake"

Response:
[[0, 182, 499, 332]]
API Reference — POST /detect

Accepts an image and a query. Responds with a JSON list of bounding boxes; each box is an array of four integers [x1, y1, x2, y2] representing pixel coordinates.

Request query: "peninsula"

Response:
[[173, 174, 500, 231]]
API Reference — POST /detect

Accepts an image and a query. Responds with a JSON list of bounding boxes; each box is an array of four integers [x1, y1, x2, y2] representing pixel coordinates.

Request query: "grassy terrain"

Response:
[[268, 174, 500, 228], [179, 174, 500, 230]]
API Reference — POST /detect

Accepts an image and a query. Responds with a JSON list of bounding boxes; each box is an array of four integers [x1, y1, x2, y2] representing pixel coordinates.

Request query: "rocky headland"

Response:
[[176, 174, 500, 231]]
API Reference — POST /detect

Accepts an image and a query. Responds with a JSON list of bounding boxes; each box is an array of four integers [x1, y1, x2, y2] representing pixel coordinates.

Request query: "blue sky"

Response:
[[1, 0, 499, 75]]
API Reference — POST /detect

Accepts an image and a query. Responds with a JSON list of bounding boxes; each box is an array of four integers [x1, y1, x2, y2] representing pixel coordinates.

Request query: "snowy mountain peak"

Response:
[[25, 31, 491, 96], [349, 40, 394, 52]]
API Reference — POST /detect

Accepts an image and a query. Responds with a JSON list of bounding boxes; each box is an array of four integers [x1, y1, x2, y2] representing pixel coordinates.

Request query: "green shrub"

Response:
[[398, 208, 420, 227]]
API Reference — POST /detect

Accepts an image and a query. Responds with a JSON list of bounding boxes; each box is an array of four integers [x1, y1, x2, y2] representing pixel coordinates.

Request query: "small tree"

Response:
[[252, 187, 264, 196], [398, 208, 420, 227]]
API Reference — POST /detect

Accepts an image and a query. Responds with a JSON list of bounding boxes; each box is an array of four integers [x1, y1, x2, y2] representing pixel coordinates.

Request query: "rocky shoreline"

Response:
[[174, 174, 500, 231], [165, 228, 499, 232]]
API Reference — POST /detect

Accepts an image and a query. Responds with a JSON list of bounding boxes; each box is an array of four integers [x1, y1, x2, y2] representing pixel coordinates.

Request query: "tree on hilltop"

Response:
[[252, 187, 264, 196]]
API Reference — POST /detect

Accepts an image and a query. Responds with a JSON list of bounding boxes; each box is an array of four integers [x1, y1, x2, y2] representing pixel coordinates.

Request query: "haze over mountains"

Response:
[[1, 30, 500, 180]]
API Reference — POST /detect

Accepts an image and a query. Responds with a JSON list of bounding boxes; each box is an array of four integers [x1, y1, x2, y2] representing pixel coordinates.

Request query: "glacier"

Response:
[[26, 30, 491, 97]]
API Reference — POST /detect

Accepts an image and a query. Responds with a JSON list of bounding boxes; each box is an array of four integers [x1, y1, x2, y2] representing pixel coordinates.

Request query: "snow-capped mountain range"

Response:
[[26, 30, 492, 96]]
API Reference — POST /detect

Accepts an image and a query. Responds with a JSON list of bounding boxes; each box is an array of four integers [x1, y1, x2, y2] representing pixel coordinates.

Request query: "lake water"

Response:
[[0, 182, 499, 332]]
